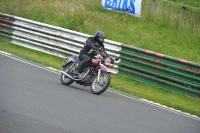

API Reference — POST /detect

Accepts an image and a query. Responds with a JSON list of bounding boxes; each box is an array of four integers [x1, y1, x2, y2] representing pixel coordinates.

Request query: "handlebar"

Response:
[[93, 49, 120, 65]]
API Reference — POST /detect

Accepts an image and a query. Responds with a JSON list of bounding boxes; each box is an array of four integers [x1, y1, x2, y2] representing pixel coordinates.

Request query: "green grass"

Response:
[[0, 0, 199, 63], [168, 0, 200, 7], [0, 40, 200, 117], [0, 0, 200, 116], [110, 75, 200, 115]]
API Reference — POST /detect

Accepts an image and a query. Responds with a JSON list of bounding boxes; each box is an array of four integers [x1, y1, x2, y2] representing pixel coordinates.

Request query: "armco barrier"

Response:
[[1, 12, 200, 98], [0, 12, 122, 74], [119, 45, 200, 98]]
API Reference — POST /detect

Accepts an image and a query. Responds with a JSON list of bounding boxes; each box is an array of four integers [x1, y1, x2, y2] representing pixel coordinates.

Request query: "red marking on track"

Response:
[[142, 56, 146, 59], [143, 50, 154, 54], [0, 23, 11, 28], [180, 67, 185, 71], [124, 44, 136, 48], [180, 67, 200, 74], [193, 70, 200, 74], [186, 68, 191, 71], [155, 60, 160, 63], [0, 13, 11, 18], [156, 53, 165, 58], [178, 58, 189, 64]]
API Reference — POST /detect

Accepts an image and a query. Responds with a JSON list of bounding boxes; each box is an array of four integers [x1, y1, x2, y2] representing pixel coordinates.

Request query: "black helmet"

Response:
[[95, 31, 105, 43]]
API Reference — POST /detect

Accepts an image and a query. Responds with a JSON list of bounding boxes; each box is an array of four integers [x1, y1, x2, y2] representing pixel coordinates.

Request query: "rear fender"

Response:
[[62, 61, 73, 68], [62, 55, 79, 68]]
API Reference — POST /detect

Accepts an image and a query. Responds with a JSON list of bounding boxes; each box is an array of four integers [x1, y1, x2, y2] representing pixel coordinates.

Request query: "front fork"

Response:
[[97, 69, 101, 82]]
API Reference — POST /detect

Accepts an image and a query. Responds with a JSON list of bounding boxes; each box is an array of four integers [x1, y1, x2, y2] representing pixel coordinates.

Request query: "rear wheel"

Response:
[[91, 72, 111, 95], [60, 62, 74, 85]]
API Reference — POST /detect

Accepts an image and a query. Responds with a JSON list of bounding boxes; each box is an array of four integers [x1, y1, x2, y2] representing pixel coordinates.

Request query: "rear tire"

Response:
[[60, 62, 74, 85], [90, 72, 111, 95]]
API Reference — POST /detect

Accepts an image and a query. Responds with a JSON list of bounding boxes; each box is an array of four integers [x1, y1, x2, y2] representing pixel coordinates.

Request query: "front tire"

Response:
[[60, 62, 74, 85], [91, 72, 111, 95]]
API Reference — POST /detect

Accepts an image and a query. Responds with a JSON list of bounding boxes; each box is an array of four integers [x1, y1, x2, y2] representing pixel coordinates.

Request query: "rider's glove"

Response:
[[91, 46, 98, 51], [91, 50, 97, 55]]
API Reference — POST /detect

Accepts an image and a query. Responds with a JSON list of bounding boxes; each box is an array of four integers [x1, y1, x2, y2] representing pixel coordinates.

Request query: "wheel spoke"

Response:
[[93, 73, 108, 92]]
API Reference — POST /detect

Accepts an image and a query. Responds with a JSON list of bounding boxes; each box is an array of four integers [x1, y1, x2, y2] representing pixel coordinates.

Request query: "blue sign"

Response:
[[102, 0, 142, 17]]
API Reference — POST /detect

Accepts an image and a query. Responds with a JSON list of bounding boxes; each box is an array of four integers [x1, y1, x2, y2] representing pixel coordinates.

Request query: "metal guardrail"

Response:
[[0, 12, 122, 74], [119, 45, 200, 98]]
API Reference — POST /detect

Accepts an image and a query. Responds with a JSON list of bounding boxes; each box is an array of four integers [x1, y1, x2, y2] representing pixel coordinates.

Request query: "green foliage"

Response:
[[169, 0, 200, 7]]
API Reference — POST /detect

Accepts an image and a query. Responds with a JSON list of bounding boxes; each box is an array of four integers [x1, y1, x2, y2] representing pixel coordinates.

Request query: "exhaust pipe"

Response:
[[61, 71, 82, 81]]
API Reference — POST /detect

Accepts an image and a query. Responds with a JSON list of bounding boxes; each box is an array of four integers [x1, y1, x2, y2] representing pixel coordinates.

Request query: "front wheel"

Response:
[[60, 62, 74, 85], [91, 72, 111, 95]]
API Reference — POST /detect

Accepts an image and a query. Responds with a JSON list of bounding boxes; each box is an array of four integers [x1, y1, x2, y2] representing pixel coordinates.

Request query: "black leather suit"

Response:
[[76, 36, 107, 72]]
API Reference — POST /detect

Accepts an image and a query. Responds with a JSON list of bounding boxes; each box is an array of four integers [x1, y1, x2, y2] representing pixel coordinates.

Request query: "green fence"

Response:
[[118, 44, 200, 98]]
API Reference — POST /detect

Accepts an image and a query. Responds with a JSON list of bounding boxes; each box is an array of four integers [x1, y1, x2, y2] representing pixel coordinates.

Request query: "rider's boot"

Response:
[[73, 69, 81, 78]]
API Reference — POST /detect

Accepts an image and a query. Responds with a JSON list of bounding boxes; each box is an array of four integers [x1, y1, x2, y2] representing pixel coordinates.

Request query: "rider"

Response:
[[74, 31, 108, 77]]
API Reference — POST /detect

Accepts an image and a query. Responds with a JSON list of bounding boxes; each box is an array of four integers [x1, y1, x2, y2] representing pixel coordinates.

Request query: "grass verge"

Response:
[[0, 40, 199, 117]]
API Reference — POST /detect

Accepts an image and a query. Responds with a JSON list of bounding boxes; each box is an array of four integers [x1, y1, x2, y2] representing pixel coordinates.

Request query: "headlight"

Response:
[[104, 58, 111, 66]]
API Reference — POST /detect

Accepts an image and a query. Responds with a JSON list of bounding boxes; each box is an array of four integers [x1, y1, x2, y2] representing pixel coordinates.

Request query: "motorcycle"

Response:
[[60, 51, 119, 95]]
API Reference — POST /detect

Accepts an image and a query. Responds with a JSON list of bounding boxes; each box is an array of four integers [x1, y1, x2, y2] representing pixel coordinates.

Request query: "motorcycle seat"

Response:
[[72, 55, 80, 61]]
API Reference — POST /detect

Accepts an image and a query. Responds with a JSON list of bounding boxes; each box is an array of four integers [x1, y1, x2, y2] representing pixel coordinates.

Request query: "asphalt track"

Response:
[[0, 52, 200, 133]]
